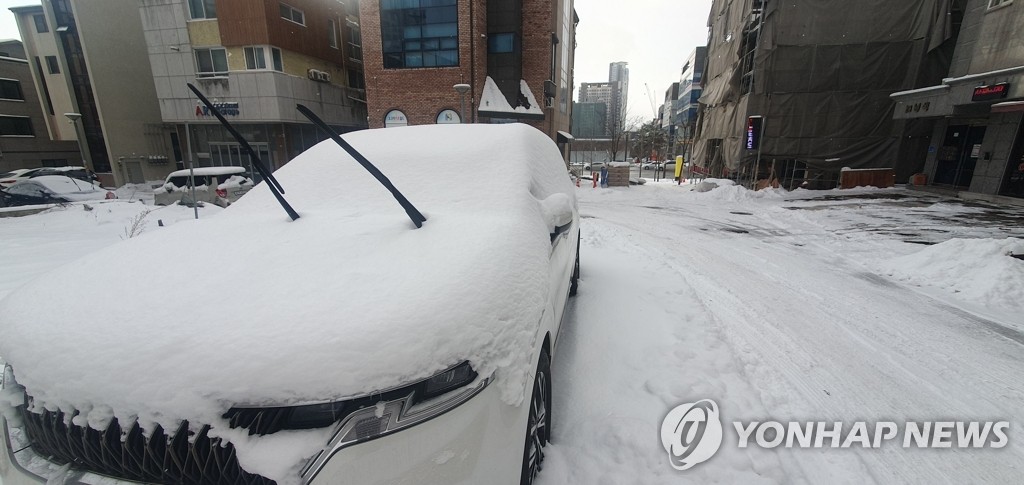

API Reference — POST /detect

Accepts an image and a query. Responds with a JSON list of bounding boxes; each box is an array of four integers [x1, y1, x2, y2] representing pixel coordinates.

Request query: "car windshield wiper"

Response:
[[296, 104, 426, 229], [187, 83, 299, 221]]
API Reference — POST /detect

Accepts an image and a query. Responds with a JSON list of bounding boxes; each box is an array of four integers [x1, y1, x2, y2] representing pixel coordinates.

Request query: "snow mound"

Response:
[[879, 237, 1024, 313], [700, 182, 787, 202]]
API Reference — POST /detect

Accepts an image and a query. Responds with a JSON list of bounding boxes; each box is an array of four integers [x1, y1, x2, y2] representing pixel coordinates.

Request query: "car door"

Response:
[[547, 209, 577, 331]]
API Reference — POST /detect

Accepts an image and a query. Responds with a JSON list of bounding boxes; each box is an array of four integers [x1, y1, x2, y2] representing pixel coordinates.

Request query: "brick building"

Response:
[[360, 0, 577, 158]]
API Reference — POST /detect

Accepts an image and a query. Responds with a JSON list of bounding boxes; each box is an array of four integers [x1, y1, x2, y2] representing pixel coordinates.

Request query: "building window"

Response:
[[488, 33, 516, 54], [280, 3, 305, 25], [244, 46, 283, 71], [33, 14, 48, 33], [987, 0, 1013, 8], [0, 116, 33, 136], [329, 19, 338, 49], [244, 46, 267, 69], [188, 0, 217, 19], [380, 0, 458, 69], [45, 56, 59, 74], [195, 47, 228, 77], [271, 47, 283, 71], [0, 79, 24, 100]]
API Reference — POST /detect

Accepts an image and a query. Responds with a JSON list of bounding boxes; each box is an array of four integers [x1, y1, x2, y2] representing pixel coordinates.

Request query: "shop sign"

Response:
[[972, 83, 1010, 102], [196, 102, 240, 117], [436, 109, 461, 124], [384, 109, 409, 127], [904, 101, 931, 114], [746, 116, 763, 150]]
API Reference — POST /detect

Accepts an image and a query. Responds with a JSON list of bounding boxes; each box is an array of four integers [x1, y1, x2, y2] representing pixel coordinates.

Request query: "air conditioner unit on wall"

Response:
[[307, 69, 331, 83]]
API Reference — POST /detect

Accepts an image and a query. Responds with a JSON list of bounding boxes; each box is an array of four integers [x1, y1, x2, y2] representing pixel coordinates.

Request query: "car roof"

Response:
[[22, 175, 100, 194], [166, 166, 247, 179]]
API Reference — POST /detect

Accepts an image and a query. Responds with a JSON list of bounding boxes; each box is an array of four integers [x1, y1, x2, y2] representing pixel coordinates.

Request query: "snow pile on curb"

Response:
[[879, 237, 1024, 313], [696, 179, 787, 202]]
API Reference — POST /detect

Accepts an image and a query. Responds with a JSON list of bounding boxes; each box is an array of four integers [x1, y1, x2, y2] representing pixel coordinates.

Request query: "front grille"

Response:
[[19, 406, 275, 485]]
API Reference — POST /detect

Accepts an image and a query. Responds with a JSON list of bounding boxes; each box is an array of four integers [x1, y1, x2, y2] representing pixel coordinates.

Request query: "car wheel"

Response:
[[569, 233, 580, 297], [520, 350, 551, 485]]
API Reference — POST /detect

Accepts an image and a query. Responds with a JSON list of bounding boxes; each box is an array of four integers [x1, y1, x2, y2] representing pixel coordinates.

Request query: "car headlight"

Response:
[[225, 361, 481, 435], [292, 361, 488, 483]]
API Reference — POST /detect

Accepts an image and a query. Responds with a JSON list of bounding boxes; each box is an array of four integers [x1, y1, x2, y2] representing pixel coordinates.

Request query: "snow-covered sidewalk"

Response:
[[541, 181, 1024, 484]]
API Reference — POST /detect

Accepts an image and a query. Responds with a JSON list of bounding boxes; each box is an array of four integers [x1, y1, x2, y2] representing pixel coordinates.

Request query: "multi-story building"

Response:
[[571, 101, 606, 138], [891, 0, 1024, 200], [0, 39, 80, 173], [608, 60, 628, 130], [138, 0, 368, 182], [11, 1, 173, 186], [578, 81, 613, 135], [358, 0, 578, 157], [694, 0, 961, 186], [676, 46, 705, 161]]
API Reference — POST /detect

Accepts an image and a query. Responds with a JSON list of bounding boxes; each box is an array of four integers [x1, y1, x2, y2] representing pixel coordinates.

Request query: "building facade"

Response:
[[571, 101, 606, 138], [138, 0, 368, 183], [12, 1, 181, 186], [0, 39, 80, 173], [891, 0, 1024, 199], [694, 0, 960, 186], [578, 81, 613, 135], [359, 0, 577, 157], [676, 46, 705, 161]]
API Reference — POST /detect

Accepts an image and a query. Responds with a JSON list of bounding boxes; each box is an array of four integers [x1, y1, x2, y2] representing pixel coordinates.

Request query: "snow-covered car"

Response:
[[153, 166, 254, 207], [0, 175, 114, 207], [0, 168, 34, 188], [0, 123, 580, 485], [27, 165, 97, 183]]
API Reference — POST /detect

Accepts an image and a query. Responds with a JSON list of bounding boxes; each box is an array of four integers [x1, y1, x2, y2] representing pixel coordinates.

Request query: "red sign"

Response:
[[972, 83, 1010, 102]]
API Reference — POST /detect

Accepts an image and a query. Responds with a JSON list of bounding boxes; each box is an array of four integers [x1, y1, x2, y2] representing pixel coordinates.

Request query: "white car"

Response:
[[0, 175, 114, 207], [0, 168, 34, 188], [153, 166, 254, 207], [0, 123, 579, 485]]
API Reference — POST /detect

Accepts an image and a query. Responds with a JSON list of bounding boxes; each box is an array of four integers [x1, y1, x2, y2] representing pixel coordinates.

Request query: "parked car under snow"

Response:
[[0, 123, 580, 485], [0, 175, 114, 207], [153, 166, 254, 207]]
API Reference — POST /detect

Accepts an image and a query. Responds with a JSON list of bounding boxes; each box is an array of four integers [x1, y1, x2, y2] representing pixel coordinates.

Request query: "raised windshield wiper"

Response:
[[296, 104, 426, 229], [187, 83, 299, 221]]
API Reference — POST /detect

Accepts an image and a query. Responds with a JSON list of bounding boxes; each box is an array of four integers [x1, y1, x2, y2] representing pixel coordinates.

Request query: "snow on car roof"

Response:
[[23, 175, 101, 196], [0, 123, 575, 482], [166, 166, 247, 178]]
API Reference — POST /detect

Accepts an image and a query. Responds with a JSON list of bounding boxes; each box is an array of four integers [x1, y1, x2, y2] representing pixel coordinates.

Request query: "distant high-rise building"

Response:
[[578, 61, 628, 136], [571, 101, 607, 138], [676, 47, 706, 160]]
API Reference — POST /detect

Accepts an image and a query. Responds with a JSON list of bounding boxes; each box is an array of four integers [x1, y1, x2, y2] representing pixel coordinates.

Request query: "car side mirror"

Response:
[[539, 194, 574, 242]]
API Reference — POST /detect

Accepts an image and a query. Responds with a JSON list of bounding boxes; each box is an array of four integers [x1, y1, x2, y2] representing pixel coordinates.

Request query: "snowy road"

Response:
[[1, 182, 1022, 484], [540, 182, 1024, 484]]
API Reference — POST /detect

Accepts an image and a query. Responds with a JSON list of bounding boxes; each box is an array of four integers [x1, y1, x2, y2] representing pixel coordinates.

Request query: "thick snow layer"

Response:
[[0, 124, 574, 483], [879, 237, 1024, 315]]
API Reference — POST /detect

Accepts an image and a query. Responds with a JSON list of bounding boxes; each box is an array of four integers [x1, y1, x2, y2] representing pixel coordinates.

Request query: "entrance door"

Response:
[[999, 118, 1024, 198], [209, 142, 272, 184], [934, 125, 985, 187]]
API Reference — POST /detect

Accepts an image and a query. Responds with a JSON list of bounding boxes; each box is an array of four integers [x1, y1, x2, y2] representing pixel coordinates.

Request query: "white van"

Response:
[[154, 166, 254, 207]]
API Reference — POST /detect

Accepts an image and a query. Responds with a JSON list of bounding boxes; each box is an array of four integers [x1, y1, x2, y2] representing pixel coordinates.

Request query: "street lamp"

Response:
[[64, 112, 92, 174], [453, 84, 470, 123]]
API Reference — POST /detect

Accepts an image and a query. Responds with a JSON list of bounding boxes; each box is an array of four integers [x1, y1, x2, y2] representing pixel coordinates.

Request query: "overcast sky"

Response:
[[0, 0, 713, 120]]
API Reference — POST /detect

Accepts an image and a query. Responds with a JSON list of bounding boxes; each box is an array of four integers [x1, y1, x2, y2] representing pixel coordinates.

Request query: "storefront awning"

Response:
[[557, 131, 574, 143], [992, 101, 1024, 113]]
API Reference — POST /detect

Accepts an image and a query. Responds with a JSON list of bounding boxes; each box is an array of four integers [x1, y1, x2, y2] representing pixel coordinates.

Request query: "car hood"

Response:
[[0, 124, 575, 433]]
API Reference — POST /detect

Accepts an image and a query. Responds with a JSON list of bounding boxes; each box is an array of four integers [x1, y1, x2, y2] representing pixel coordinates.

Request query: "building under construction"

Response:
[[693, 0, 965, 188]]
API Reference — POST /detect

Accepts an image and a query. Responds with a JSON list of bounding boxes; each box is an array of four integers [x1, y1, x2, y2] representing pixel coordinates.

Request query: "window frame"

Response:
[[0, 78, 24, 101], [271, 47, 283, 71], [187, 0, 217, 20], [33, 14, 48, 33], [244, 46, 267, 70], [328, 19, 339, 49], [280, 3, 306, 26], [380, 0, 460, 69], [0, 115, 35, 137], [194, 47, 229, 78], [45, 56, 60, 74]]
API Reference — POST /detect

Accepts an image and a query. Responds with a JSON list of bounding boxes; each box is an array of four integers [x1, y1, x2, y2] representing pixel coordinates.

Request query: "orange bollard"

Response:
[[592, 174, 598, 188]]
